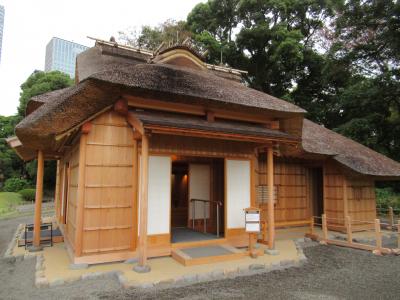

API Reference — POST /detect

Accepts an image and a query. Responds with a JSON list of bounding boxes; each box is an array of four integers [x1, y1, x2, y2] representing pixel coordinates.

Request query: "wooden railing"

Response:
[[307, 214, 400, 255]]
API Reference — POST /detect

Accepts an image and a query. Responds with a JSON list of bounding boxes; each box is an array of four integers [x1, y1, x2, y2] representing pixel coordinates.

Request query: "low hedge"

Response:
[[18, 188, 36, 202], [3, 178, 30, 192]]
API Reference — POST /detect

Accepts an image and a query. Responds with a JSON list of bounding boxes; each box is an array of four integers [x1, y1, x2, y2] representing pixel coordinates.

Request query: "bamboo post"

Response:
[[374, 219, 382, 252], [267, 147, 275, 250], [322, 214, 328, 241], [31, 150, 44, 251], [345, 215, 353, 244], [388, 207, 394, 229], [134, 135, 151, 273]]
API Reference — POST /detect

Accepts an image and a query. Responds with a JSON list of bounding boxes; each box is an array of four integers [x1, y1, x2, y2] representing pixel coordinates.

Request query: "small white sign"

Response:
[[246, 222, 260, 232], [246, 212, 260, 222]]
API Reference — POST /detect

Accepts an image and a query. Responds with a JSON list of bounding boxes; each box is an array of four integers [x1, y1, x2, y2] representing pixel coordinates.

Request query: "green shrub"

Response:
[[18, 188, 36, 202], [3, 178, 30, 192], [376, 187, 400, 210]]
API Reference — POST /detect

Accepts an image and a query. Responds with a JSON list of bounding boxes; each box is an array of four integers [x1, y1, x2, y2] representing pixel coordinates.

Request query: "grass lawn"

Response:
[[0, 192, 25, 218]]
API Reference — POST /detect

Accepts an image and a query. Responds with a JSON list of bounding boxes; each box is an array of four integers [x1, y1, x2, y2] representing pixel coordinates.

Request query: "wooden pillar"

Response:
[[374, 218, 382, 252], [397, 220, 400, 249], [388, 207, 394, 229], [345, 215, 353, 244], [134, 134, 151, 273], [322, 214, 328, 241], [131, 139, 139, 250], [343, 177, 349, 220], [267, 147, 275, 249], [32, 150, 44, 250], [75, 125, 89, 256]]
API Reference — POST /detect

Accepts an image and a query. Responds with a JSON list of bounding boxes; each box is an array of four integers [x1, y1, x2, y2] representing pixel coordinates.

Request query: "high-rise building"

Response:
[[44, 37, 88, 78], [0, 5, 5, 64]]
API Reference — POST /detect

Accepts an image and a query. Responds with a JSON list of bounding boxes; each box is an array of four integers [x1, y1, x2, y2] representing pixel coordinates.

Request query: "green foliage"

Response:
[[3, 177, 30, 192], [1, 70, 73, 189], [376, 188, 400, 210], [17, 70, 73, 117], [18, 188, 36, 202], [0, 115, 24, 184], [119, 19, 192, 50]]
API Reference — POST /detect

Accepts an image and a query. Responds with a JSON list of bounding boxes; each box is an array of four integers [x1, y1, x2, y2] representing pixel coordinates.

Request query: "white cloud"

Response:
[[0, 0, 203, 116]]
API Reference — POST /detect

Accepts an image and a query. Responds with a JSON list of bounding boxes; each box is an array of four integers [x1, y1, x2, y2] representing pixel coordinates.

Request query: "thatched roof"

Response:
[[302, 119, 400, 177], [15, 81, 121, 150], [26, 87, 76, 115], [91, 63, 306, 114], [15, 62, 305, 149]]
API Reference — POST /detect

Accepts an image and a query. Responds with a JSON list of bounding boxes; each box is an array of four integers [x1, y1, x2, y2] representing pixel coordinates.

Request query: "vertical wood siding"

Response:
[[81, 111, 135, 255]]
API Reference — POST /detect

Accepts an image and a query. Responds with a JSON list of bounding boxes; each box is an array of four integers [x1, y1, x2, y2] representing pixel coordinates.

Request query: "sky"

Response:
[[0, 0, 203, 116]]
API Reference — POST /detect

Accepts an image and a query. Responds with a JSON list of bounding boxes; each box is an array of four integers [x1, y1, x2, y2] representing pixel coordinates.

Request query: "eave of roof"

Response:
[[302, 119, 400, 178], [131, 110, 299, 144]]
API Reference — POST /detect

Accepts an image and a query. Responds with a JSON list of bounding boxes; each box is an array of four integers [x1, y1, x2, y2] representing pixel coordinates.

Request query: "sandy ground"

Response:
[[0, 216, 399, 300]]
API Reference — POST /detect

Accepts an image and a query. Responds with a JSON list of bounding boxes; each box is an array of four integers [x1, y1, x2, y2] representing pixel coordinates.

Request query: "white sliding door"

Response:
[[226, 159, 251, 229], [188, 164, 210, 220], [145, 155, 171, 235]]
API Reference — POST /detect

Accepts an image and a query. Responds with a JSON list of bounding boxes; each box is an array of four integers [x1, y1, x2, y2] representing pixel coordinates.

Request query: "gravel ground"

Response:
[[0, 216, 399, 300]]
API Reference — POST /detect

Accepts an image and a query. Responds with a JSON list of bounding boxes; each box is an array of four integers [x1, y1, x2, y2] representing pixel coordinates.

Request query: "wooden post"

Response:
[[397, 220, 400, 249], [345, 215, 353, 244], [322, 214, 328, 241], [75, 130, 88, 256], [134, 134, 151, 273], [31, 150, 44, 251], [374, 219, 382, 252], [267, 147, 275, 250], [388, 207, 394, 229], [310, 216, 314, 235], [131, 139, 139, 250]]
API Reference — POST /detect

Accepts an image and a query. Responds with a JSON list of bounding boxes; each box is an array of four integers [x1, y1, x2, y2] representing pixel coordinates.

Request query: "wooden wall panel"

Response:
[[150, 134, 255, 158], [65, 144, 80, 250], [257, 157, 310, 224], [347, 179, 376, 229], [324, 161, 345, 228], [81, 110, 136, 256]]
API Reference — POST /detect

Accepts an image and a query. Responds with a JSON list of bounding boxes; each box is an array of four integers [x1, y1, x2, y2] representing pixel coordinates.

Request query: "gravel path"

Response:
[[0, 216, 399, 300]]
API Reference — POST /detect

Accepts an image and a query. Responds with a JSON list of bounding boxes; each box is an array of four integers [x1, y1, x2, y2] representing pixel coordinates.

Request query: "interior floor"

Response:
[[171, 227, 219, 243]]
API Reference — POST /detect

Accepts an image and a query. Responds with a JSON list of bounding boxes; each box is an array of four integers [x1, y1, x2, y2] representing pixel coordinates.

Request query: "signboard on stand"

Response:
[[245, 208, 261, 233]]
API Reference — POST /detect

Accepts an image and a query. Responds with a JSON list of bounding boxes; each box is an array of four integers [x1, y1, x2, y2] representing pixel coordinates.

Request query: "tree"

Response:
[[329, 0, 400, 161], [17, 70, 73, 117], [118, 19, 192, 50], [0, 70, 73, 190], [0, 115, 23, 187]]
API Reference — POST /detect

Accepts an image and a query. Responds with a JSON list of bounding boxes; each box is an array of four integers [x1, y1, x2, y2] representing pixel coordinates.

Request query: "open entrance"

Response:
[[309, 167, 324, 217], [171, 156, 225, 243]]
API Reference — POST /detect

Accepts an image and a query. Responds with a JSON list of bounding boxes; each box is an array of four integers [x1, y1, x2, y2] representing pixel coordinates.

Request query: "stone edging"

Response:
[[31, 239, 312, 289]]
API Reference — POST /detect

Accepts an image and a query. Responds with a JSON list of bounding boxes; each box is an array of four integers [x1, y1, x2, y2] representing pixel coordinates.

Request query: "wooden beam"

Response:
[[126, 112, 144, 135], [134, 134, 151, 272], [114, 99, 128, 116], [267, 147, 275, 249], [124, 95, 286, 124], [75, 132, 88, 256], [146, 125, 299, 144], [32, 150, 44, 250]]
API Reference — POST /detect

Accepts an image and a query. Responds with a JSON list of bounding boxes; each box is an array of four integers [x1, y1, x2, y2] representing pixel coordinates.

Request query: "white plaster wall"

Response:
[[226, 159, 251, 229], [188, 164, 210, 219]]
